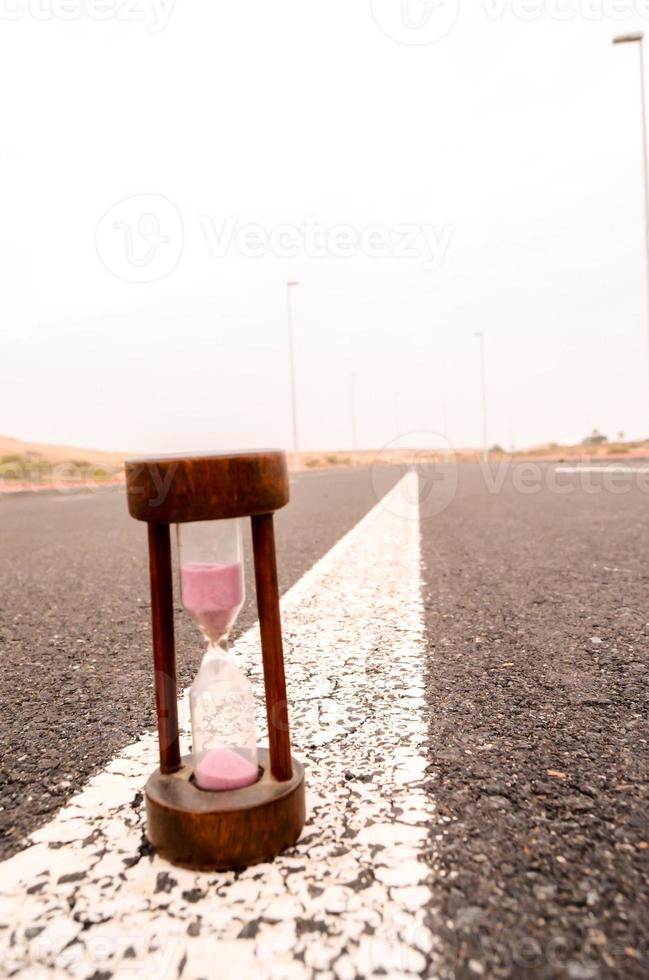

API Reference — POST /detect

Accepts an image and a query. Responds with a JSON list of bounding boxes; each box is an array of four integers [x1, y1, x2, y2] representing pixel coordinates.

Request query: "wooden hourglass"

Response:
[[124, 451, 305, 871]]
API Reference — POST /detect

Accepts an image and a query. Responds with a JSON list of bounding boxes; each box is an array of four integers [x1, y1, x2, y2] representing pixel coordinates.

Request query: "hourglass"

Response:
[[125, 450, 305, 870], [178, 518, 257, 791]]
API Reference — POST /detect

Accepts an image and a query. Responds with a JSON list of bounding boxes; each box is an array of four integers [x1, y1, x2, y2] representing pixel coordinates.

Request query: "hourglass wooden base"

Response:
[[145, 750, 306, 871]]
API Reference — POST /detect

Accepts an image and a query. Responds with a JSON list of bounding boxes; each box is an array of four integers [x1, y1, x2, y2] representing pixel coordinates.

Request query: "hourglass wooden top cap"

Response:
[[125, 450, 289, 523]]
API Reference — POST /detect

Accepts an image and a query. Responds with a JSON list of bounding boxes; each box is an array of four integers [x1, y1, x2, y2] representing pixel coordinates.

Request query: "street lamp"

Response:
[[394, 391, 402, 440], [474, 331, 489, 462], [286, 281, 300, 471], [350, 372, 359, 463], [613, 32, 649, 429]]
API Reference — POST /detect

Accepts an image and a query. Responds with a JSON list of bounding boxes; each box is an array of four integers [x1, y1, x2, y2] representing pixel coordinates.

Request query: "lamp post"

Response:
[[474, 331, 488, 462], [286, 281, 300, 471], [613, 32, 649, 429], [350, 372, 359, 463]]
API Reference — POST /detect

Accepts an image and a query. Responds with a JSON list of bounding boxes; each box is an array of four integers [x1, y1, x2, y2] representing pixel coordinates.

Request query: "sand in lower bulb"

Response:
[[195, 747, 259, 791]]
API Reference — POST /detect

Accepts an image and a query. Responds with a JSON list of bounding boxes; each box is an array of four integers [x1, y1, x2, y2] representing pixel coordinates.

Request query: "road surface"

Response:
[[1, 461, 647, 979], [0, 466, 398, 858]]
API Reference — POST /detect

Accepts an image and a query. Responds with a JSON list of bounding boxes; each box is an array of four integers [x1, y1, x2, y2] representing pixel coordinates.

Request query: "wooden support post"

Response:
[[147, 522, 181, 774], [251, 513, 293, 782]]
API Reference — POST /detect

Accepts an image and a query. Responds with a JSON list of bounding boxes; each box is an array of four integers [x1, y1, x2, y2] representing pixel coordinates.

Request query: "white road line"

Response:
[[0, 472, 439, 979]]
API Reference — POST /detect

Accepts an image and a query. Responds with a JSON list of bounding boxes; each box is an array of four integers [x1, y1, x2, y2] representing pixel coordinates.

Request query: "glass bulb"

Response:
[[189, 641, 258, 791], [178, 519, 258, 791], [178, 518, 245, 645]]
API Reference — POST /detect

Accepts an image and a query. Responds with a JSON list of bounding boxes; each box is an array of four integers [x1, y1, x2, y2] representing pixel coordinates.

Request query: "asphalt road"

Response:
[[0, 466, 398, 860], [420, 462, 649, 980], [2, 460, 649, 980]]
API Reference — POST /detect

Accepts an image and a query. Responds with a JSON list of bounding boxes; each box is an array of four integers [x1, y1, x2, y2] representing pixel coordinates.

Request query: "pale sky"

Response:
[[1, 1, 649, 454]]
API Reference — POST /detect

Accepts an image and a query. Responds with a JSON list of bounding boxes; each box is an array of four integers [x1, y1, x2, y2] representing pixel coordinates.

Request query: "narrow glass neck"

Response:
[[202, 637, 233, 665]]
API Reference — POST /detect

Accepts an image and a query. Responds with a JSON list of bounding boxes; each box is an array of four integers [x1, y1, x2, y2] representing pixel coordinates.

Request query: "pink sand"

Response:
[[180, 562, 243, 640], [195, 748, 258, 791]]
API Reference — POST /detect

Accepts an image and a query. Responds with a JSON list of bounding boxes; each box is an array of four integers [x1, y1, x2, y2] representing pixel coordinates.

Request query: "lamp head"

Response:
[[613, 32, 644, 44]]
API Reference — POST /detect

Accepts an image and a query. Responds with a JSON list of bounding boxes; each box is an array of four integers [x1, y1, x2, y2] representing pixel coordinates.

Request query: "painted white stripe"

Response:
[[0, 472, 438, 979]]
